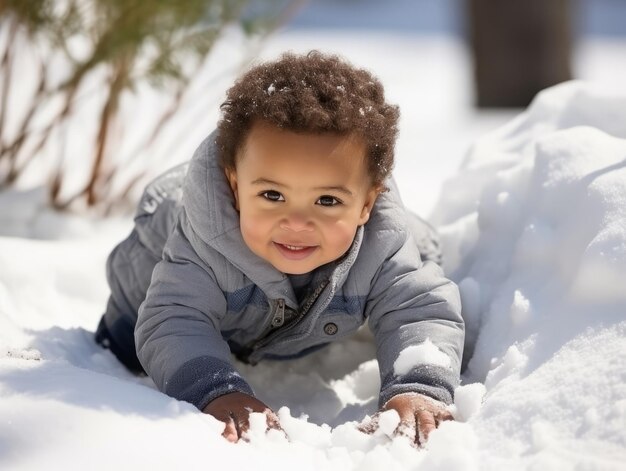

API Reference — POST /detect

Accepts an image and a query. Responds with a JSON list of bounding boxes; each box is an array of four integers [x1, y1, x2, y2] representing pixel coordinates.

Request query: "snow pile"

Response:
[[1, 81, 626, 470], [434, 80, 626, 468]]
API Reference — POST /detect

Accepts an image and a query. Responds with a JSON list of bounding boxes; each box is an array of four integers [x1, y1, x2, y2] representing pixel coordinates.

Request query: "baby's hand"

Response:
[[360, 392, 453, 446], [202, 392, 282, 442]]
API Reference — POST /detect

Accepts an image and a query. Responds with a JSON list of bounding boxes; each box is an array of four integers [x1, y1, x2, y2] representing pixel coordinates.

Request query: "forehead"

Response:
[[237, 122, 369, 183]]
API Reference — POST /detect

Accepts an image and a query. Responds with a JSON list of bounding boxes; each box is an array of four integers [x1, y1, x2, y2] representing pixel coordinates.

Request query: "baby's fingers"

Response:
[[357, 413, 379, 434], [264, 410, 286, 436], [358, 412, 418, 445], [416, 410, 436, 446], [269, 414, 282, 429], [238, 409, 288, 442], [436, 408, 454, 423], [222, 415, 240, 442]]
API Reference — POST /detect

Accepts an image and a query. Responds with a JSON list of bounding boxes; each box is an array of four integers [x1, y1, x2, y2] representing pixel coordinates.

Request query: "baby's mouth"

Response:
[[283, 244, 307, 251], [273, 242, 318, 260]]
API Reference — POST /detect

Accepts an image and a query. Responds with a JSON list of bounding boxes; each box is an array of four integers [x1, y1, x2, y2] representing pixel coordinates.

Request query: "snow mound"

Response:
[[434, 80, 626, 468]]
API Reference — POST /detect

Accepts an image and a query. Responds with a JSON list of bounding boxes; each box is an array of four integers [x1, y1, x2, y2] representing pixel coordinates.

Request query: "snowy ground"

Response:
[[1, 29, 626, 471]]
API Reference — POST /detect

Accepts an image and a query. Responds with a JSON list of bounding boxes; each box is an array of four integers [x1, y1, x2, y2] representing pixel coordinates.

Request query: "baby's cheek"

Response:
[[239, 213, 270, 249], [327, 222, 358, 253]]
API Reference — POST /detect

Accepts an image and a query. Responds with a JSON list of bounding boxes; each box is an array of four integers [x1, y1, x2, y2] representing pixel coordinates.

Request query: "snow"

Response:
[[2, 28, 626, 471], [432, 81, 626, 469], [447, 383, 485, 422], [394, 339, 452, 375]]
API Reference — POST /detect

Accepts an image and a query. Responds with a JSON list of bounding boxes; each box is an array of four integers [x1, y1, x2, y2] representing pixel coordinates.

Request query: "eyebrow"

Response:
[[251, 178, 354, 196], [251, 178, 287, 189]]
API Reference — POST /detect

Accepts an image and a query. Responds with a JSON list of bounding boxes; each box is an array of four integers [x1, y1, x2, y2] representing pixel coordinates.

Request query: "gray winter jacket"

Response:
[[113, 132, 463, 411]]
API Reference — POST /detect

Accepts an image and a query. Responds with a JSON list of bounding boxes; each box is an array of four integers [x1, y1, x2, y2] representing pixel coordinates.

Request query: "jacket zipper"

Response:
[[250, 298, 286, 352], [270, 299, 285, 328], [237, 299, 286, 364], [250, 279, 330, 356], [237, 298, 285, 363]]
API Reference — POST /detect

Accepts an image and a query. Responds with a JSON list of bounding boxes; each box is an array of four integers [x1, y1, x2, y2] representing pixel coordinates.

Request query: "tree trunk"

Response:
[[469, 0, 573, 108]]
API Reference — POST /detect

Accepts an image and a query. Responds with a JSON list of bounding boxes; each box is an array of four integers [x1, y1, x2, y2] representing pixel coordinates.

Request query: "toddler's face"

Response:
[[225, 122, 379, 275]]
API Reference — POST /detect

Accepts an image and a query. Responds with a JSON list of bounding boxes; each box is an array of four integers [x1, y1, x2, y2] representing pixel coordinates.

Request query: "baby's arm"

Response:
[[135, 216, 277, 440], [366, 234, 464, 444]]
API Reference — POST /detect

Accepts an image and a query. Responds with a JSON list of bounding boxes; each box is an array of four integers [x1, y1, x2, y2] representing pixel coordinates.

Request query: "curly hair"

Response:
[[216, 51, 400, 188]]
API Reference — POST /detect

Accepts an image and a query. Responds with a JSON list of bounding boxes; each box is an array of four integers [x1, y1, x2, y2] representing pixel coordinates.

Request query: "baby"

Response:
[[95, 51, 464, 445]]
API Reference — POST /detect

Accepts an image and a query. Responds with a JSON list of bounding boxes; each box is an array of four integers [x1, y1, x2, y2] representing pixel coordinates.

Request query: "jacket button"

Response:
[[324, 322, 338, 335]]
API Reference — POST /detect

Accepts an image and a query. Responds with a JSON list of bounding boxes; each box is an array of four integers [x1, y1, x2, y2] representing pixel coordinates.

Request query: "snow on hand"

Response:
[[1, 81, 625, 470]]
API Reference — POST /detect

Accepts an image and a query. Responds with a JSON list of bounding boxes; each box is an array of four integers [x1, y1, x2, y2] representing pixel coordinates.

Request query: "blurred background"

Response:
[[289, 0, 626, 105], [1, 0, 624, 220]]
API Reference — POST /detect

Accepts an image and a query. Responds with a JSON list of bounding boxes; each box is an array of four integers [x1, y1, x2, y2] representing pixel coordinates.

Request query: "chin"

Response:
[[272, 257, 324, 274], [276, 264, 314, 275]]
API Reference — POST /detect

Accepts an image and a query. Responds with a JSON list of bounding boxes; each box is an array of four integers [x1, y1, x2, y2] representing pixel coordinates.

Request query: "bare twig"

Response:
[[0, 18, 19, 143], [2, 57, 50, 184]]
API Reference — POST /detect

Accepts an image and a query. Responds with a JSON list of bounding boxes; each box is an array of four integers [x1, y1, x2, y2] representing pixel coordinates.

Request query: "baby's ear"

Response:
[[359, 185, 381, 225], [224, 168, 240, 211]]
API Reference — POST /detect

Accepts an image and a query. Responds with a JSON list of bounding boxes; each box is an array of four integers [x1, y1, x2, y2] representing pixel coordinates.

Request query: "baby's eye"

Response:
[[260, 190, 284, 202], [316, 195, 342, 207]]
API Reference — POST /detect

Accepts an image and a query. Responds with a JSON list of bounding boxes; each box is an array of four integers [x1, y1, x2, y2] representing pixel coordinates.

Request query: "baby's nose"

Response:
[[279, 211, 314, 232]]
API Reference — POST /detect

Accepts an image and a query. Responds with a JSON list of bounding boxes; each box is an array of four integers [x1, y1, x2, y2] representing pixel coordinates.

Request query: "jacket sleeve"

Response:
[[366, 230, 464, 407], [134, 217, 253, 411]]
